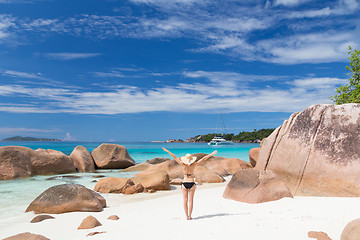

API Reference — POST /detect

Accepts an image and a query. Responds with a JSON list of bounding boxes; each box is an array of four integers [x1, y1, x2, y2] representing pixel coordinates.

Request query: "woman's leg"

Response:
[[182, 186, 189, 219], [188, 185, 196, 220]]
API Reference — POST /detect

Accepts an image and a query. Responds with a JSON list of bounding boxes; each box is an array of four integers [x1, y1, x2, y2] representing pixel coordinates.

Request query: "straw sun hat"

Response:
[[180, 154, 197, 165]]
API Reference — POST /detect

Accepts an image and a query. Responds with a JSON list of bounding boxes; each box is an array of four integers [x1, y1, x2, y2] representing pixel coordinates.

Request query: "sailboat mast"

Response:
[[220, 110, 227, 135], [216, 109, 227, 136]]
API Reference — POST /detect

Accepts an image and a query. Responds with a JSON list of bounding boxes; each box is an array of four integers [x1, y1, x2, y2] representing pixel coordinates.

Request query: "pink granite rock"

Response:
[[223, 169, 293, 203], [91, 144, 135, 169], [70, 146, 95, 172], [26, 184, 106, 214], [256, 104, 360, 197]]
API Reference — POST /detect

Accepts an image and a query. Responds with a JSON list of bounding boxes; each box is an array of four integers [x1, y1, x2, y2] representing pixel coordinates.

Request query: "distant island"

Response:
[[2, 136, 62, 142], [166, 128, 275, 143]]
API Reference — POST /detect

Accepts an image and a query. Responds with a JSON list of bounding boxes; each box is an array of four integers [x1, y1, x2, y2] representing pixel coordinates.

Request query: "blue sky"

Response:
[[0, 0, 359, 141]]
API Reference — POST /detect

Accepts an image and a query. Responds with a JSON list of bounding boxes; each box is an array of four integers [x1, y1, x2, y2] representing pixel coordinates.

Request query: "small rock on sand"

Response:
[[78, 215, 102, 230], [30, 215, 55, 223], [3, 232, 50, 240], [308, 231, 332, 240], [107, 215, 119, 220]]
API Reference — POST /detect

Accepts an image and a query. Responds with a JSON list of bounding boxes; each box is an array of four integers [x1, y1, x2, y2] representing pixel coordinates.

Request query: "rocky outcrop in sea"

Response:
[[0, 143, 135, 180]]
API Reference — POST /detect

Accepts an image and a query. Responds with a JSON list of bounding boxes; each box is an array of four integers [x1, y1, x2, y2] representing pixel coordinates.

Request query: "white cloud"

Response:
[[1, 70, 45, 79], [290, 77, 347, 89], [0, 105, 57, 113], [63, 132, 75, 141], [93, 70, 125, 78], [183, 71, 249, 83], [340, 0, 360, 9], [93, 67, 151, 78], [0, 14, 16, 42], [273, 0, 310, 7], [0, 0, 40, 3], [44, 52, 102, 60], [256, 31, 357, 64], [287, 7, 333, 18], [0, 31, 8, 39], [114, 67, 144, 72], [198, 35, 256, 58], [286, 0, 360, 18], [129, 0, 201, 4], [0, 127, 59, 134], [0, 1, 359, 64], [183, 70, 288, 83], [0, 74, 346, 114]]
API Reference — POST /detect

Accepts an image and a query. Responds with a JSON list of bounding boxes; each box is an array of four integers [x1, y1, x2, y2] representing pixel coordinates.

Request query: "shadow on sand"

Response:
[[193, 212, 250, 220]]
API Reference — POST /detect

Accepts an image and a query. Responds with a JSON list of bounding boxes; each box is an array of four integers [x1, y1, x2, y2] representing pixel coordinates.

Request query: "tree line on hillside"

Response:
[[2, 136, 61, 141], [191, 128, 275, 143]]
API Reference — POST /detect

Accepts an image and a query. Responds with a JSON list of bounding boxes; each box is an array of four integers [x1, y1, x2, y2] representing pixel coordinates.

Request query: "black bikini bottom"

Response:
[[182, 182, 195, 189]]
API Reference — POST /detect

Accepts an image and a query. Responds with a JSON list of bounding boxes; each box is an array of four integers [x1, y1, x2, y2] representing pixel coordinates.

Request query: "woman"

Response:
[[162, 147, 217, 220]]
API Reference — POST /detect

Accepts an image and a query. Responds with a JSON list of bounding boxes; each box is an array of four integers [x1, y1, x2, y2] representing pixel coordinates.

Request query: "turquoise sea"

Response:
[[0, 141, 258, 233], [0, 141, 258, 163]]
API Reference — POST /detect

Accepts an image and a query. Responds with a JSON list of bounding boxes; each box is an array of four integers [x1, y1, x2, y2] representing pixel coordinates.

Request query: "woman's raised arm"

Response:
[[195, 150, 217, 165], [162, 147, 183, 165]]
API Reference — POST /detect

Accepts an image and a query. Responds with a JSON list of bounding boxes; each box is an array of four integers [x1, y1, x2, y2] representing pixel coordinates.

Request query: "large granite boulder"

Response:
[[341, 218, 360, 240], [223, 169, 293, 203], [256, 104, 360, 197], [132, 170, 170, 191], [137, 154, 251, 179], [32, 149, 76, 175], [0, 146, 76, 179], [122, 183, 146, 194], [94, 177, 135, 193], [120, 162, 151, 172], [146, 157, 170, 164], [248, 148, 260, 167], [194, 166, 225, 183], [26, 184, 106, 214], [70, 146, 95, 172], [135, 160, 183, 179], [170, 178, 183, 185], [192, 154, 252, 176], [136, 154, 251, 183], [3, 232, 50, 240], [249, 139, 266, 167], [91, 144, 135, 169], [94, 177, 146, 194], [0, 146, 34, 180]]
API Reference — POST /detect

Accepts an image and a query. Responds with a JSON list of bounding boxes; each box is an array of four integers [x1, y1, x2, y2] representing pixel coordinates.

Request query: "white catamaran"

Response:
[[208, 110, 233, 145]]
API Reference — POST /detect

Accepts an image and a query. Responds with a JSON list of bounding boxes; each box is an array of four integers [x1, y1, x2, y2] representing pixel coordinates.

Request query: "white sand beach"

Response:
[[1, 178, 359, 240]]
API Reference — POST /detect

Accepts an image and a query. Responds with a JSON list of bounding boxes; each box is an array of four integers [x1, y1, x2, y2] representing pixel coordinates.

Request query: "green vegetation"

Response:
[[193, 128, 275, 142], [331, 46, 360, 104], [232, 128, 275, 142], [2, 136, 61, 141]]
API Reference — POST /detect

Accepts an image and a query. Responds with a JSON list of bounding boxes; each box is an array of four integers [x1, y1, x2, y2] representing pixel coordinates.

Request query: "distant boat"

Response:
[[208, 136, 233, 145], [208, 110, 233, 145]]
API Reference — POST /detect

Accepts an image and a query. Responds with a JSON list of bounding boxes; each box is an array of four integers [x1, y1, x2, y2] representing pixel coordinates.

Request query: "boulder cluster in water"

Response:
[[0, 143, 136, 180]]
